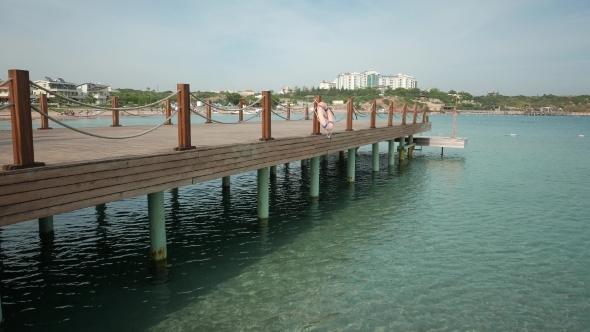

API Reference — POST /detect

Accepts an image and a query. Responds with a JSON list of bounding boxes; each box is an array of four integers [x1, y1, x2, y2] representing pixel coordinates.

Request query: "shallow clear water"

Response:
[[1, 115, 589, 331]]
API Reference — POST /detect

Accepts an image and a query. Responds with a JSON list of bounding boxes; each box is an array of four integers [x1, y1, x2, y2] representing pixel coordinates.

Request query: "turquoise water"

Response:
[[0, 115, 589, 331]]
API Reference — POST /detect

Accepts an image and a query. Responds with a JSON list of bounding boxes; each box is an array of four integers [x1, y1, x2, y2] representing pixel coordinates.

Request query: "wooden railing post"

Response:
[[238, 99, 244, 122], [387, 101, 393, 127], [423, 107, 427, 123], [165, 99, 172, 125], [206, 99, 212, 124], [174, 84, 195, 151], [346, 98, 353, 131], [38, 93, 52, 130], [305, 105, 309, 120], [3, 69, 45, 170], [286, 102, 290, 120], [402, 103, 407, 125], [111, 96, 121, 127], [370, 100, 377, 128], [260, 91, 273, 141], [312, 95, 321, 135], [413, 104, 418, 124]]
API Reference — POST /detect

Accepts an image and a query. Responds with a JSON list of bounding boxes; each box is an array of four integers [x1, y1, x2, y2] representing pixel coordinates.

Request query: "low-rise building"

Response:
[[77, 83, 111, 104], [319, 80, 336, 89], [32, 77, 82, 101]]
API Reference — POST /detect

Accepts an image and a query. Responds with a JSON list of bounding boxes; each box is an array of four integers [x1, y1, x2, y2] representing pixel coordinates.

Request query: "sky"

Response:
[[2, 0, 589, 96]]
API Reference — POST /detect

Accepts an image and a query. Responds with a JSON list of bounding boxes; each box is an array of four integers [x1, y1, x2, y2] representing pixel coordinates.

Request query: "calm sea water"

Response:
[[0, 115, 589, 331]]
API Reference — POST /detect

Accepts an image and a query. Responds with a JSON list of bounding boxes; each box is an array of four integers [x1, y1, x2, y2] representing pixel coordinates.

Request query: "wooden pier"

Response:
[[0, 69, 433, 323]]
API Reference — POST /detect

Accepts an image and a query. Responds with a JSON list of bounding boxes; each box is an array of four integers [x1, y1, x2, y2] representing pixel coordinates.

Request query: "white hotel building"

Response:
[[331, 71, 417, 90]]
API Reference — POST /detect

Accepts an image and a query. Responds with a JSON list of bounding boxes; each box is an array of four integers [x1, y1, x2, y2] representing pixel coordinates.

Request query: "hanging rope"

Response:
[[29, 81, 178, 111], [121, 109, 164, 117], [190, 108, 262, 123], [0, 79, 12, 88], [31, 105, 178, 139], [190, 94, 263, 112], [0, 103, 13, 112]]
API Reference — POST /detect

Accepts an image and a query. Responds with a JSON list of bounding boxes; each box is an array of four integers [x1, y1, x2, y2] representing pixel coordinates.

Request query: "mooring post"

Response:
[[257, 168, 270, 220], [164, 99, 172, 125], [270, 165, 277, 178], [111, 96, 121, 127], [39, 215, 54, 238], [222, 176, 231, 188], [387, 102, 394, 127], [3, 69, 45, 171], [310, 156, 320, 198], [148, 191, 167, 279], [347, 148, 356, 183], [206, 99, 212, 124], [174, 84, 196, 151], [286, 102, 290, 120], [260, 91, 273, 141], [408, 135, 414, 158], [388, 139, 395, 166], [370, 100, 377, 129], [238, 99, 244, 122], [402, 103, 407, 125], [372, 143, 379, 172], [38, 93, 52, 130], [312, 95, 321, 135], [398, 136, 406, 161], [346, 98, 354, 131]]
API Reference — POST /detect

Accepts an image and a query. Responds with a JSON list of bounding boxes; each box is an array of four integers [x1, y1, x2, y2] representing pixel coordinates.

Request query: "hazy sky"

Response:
[[2, 0, 589, 96]]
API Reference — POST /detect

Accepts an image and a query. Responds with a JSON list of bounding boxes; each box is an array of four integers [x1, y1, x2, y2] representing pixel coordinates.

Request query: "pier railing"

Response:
[[2, 69, 430, 171]]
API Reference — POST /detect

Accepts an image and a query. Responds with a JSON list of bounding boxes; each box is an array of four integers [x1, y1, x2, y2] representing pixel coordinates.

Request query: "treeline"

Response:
[[108, 87, 589, 112]]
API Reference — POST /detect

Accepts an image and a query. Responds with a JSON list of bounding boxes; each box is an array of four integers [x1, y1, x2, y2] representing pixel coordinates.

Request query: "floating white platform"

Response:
[[414, 136, 467, 148]]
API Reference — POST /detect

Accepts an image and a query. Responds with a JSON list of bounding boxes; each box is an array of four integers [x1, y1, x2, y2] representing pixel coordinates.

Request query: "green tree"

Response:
[[85, 92, 96, 104], [225, 92, 242, 106]]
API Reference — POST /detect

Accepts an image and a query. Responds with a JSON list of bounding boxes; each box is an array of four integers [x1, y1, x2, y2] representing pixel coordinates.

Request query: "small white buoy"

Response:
[[580, 134, 585, 138], [510, 134, 516, 136]]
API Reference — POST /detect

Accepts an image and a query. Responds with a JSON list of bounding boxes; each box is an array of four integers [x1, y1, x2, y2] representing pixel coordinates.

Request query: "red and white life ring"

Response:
[[317, 102, 334, 131]]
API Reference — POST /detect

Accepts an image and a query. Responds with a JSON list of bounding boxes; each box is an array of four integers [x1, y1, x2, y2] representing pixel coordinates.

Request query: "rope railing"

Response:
[[121, 109, 165, 117], [29, 81, 178, 111], [0, 103, 14, 112], [190, 94, 262, 112], [190, 108, 262, 123], [31, 105, 178, 139], [0, 78, 12, 88]]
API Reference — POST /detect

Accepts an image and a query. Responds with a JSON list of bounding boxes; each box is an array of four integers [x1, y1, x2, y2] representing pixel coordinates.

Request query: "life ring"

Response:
[[317, 102, 334, 131]]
